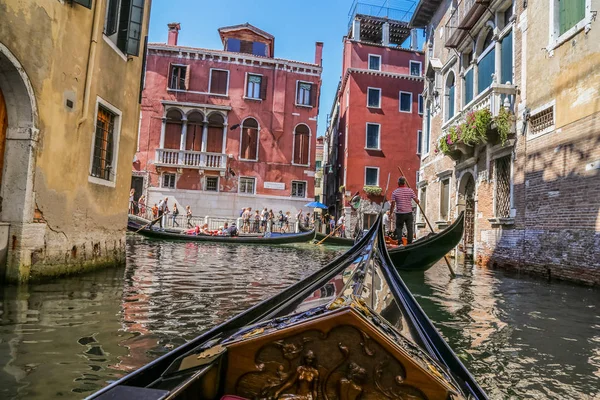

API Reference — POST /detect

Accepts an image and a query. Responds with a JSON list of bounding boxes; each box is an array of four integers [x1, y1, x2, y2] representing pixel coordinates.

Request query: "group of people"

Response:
[[239, 207, 297, 234], [185, 222, 238, 237]]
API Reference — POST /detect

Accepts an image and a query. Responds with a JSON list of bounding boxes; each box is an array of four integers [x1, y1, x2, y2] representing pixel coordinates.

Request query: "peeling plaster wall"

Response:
[[0, 0, 151, 282]]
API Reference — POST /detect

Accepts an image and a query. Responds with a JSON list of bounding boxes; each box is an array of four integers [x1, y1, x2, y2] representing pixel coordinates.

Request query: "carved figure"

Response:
[[273, 350, 320, 400], [337, 362, 367, 400]]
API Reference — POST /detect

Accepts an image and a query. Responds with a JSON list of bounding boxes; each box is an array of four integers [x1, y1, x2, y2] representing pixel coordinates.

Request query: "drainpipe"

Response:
[[77, 0, 102, 131]]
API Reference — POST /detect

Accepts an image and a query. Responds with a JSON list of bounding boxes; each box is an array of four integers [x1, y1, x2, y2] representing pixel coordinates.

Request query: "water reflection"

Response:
[[0, 235, 598, 399]]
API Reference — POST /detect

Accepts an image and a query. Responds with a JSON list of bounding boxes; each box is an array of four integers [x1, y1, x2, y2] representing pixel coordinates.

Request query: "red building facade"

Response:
[[325, 11, 424, 230], [133, 23, 323, 218]]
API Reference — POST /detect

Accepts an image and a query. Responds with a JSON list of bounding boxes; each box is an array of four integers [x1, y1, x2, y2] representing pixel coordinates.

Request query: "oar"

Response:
[[135, 214, 163, 233], [396, 166, 456, 278], [316, 223, 343, 245]]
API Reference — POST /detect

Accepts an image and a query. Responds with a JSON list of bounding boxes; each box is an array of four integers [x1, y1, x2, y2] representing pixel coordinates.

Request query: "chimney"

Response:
[[167, 23, 181, 46], [315, 42, 324, 66]]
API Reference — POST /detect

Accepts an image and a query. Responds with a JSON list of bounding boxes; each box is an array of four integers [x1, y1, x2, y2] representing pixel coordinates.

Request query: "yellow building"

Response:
[[0, 0, 151, 283]]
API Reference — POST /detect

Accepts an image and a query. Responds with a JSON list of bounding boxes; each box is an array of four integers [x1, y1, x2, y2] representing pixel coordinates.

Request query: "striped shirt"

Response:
[[392, 187, 416, 214]]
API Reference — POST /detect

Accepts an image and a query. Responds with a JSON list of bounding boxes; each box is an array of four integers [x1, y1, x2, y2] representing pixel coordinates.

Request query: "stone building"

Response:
[[314, 136, 325, 204], [324, 1, 424, 233], [411, 0, 599, 285], [133, 23, 323, 218], [0, 0, 151, 283]]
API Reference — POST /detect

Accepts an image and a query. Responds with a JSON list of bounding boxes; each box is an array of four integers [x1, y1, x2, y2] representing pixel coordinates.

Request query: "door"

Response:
[[131, 176, 144, 214], [463, 175, 475, 261], [206, 126, 223, 153]]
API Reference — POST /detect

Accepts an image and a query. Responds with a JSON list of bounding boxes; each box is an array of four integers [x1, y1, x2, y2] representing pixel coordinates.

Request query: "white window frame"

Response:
[[239, 176, 256, 195], [161, 172, 177, 189], [365, 122, 381, 150], [244, 72, 263, 100], [439, 177, 451, 221], [204, 175, 220, 192], [364, 166, 380, 187], [239, 117, 260, 161], [417, 94, 423, 115], [366, 87, 381, 109], [291, 180, 308, 198], [417, 130, 423, 155], [295, 80, 314, 107], [208, 68, 230, 96], [409, 60, 422, 77], [368, 54, 382, 71], [547, 0, 592, 54], [168, 64, 188, 91], [88, 96, 122, 188], [292, 123, 312, 167], [399, 91, 413, 113]]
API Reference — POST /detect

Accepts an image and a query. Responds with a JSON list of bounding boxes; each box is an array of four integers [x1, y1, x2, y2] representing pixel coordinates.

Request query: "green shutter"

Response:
[[126, 0, 145, 56], [501, 30, 513, 84], [448, 85, 455, 119], [465, 68, 474, 104], [560, 0, 585, 35], [478, 50, 495, 93]]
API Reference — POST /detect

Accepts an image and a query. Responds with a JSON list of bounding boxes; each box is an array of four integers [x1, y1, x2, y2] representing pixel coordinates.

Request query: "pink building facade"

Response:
[[133, 23, 323, 218]]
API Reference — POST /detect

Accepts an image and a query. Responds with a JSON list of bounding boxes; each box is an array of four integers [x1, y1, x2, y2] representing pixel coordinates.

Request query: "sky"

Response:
[[147, 0, 419, 137]]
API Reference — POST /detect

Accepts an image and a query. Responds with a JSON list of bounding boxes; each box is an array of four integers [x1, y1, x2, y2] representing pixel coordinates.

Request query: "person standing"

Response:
[[151, 198, 164, 228], [129, 188, 136, 215], [172, 203, 180, 227], [337, 213, 345, 237], [390, 177, 419, 244], [137, 195, 146, 217], [383, 211, 390, 236], [186, 205, 193, 228]]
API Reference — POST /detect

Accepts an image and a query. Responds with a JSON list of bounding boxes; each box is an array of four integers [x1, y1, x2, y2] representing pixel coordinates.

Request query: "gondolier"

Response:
[[391, 177, 419, 244]]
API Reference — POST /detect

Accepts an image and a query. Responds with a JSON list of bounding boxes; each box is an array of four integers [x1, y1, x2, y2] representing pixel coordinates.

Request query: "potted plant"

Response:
[[363, 186, 382, 196], [491, 106, 515, 146]]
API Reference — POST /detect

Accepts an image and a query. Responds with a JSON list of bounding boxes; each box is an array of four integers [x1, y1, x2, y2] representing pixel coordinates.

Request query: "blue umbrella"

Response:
[[305, 201, 328, 209]]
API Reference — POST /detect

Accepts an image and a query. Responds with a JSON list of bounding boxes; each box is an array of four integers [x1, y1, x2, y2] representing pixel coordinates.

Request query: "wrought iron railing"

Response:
[[155, 149, 227, 170], [494, 155, 511, 218]]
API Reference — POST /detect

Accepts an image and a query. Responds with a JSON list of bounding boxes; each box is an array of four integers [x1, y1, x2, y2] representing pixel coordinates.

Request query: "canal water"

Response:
[[0, 235, 598, 399]]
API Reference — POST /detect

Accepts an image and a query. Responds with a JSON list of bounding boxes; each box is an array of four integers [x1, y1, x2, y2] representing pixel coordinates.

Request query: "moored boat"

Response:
[[388, 212, 465, 272], [90, 211, 486, 399]]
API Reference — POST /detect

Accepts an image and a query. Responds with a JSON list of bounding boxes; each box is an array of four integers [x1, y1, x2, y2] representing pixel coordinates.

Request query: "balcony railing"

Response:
[[442, 83, 518, 132], [444, 0, 490, 48], [155, 149, 227, 170]]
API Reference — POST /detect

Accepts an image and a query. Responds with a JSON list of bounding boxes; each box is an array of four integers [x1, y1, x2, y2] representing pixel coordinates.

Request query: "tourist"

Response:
[[228, 222, 239, 237], [296, 209, 303, 227], [221, 222, 229, 235], [128, 188, 136, 215], [305, 213, 310, 228], [282, 211, 291, 232], [383, 211, 391, 236], [329, 215, 335, 234], [171, 203, 180, 227], [268, 209, 275, 230], [390, 177, 419, 244], [186, 205, 193, 228], [337, 213, 345, 237], [261, 207, 268, 232], [253, 210, 260, 233], [242, 207, 252, 233], [138, 195, 146, 217], [278, 210, 285, 231], [151, 203, 158, 219]]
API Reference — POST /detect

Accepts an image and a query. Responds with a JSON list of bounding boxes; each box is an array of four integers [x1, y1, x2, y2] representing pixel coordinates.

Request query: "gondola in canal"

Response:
[[92, 212, 486, 399]]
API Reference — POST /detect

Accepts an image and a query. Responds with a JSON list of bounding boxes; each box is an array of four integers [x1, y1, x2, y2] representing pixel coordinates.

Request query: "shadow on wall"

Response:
[[487, 123, 600, 286]]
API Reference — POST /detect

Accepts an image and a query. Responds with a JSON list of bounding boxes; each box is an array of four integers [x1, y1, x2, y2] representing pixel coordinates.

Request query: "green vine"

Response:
[[494, 106, 514, 146], [363, 186, 382, 196]]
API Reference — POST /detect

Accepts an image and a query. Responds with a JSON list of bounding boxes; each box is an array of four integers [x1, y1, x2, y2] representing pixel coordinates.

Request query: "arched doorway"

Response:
[[458, 173, 476, 262]]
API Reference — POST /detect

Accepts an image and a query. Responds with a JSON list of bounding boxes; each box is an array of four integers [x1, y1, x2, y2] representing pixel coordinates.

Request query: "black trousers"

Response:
[[395, 212, 414, 244]]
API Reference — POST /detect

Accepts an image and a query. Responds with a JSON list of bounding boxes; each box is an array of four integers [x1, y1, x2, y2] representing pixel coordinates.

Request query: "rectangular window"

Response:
[[464, 68, 474, 104], [419, 187, 427, 222], [206, 176, 219, 192], [418, 94, 423, 115], [226, 38, 241, 52], [252, 42, 267, 56], [529, 105, 555, 136], [399, 92, 412, 112], [410, 60, 422, 76], [367, 88, 381, 108], [365, 167, 379, 186], [368, 54, 381, 71], [501, 30, 513, 85], [296, 82, 314, 106], [478, 50, 495, 93], [495, 155, 512, 217], [425, 106, 431, 153], [559, 0, 585, 35], [91, 105, 116, 181], [315, 160, 322, 170], [162, 173, 176, 188], [365, 123, 380, 150], [417, 130, 423, 155], [246, 74, 262, 99], [209, 69, 229, 95], [104, 0, 145, 56], [440, 178, 450, 220], [291, 181, 306, 198], [315, 177, 322, 187], [239, 177, 256, 194], [169, 65, 187, 90]]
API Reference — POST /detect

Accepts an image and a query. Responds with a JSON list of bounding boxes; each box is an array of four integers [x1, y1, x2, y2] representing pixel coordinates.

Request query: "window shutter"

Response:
[[125, 0, 145, 56], [184, 65, 191, 90], [241, 128, 250, 159], [105, 0, 119, 34], [240, 40, 253, 54], [294, 134, 301, 164], [500, 31, 513, 85], [168, 63, 174, 89], [249, 128, 258, 160], [310, 84, 317, 107], [73, 0, 92, 8], [260, 76, 268, 100]]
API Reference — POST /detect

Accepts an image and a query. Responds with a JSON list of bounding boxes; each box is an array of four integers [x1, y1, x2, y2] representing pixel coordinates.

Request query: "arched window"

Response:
[[206, 113, 224, 153], [240, 118, 259, 161], [293, 124, 310, 165], [164, 109, 183, 149], [445, 72, 455, 121], [186, 111, 204, 151]]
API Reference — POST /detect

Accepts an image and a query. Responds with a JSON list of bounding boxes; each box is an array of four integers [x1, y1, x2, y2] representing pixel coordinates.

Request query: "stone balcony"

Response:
[[442, 83, 518, 133], [155, 149, 227, 171]]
